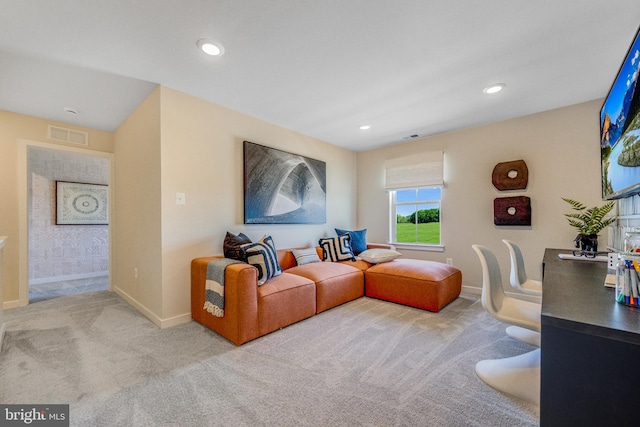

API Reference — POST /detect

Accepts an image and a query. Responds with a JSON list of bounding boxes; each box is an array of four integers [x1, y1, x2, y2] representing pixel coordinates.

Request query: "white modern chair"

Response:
[[472, 244, 541, 405], [502, 239, 543, 296], [501, 240, 542, 346]]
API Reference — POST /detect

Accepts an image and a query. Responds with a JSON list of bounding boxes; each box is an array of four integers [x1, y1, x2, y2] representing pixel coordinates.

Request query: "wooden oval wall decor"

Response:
[[492, 160, 528, 191], [494, 196, 531, 226]]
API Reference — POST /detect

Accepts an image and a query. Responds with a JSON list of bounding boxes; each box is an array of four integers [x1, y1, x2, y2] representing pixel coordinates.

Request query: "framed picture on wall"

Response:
[[243, 141, 326, 224], [56, 181, 109, 225]]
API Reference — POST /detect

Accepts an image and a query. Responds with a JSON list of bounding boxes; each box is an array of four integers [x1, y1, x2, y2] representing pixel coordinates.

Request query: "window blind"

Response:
[[384, 151, 444, 190]]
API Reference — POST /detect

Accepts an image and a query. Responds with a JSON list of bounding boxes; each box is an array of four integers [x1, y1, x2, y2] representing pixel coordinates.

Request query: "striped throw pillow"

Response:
[[319, 235, 355, 262], [291, 247, 321, 265], [242, 235, 282, 285]]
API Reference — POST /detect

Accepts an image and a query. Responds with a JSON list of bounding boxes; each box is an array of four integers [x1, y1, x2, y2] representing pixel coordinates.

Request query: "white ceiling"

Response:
[[1, 0, 639, 151]]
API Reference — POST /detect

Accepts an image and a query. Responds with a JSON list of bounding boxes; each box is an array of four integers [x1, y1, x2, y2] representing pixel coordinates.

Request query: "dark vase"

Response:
[[574, 233, 598, 253]]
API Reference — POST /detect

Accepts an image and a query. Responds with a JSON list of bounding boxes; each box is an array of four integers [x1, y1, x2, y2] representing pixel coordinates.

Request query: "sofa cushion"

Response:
[[319, 235, 355, 262], [365, 259, 462, 312], [291, 247, 321, 265], [257, 272, 316, 336], [359, 248, 402, 264], [287, 262, 364, 313], [335, 228, 367, 255], [242, 235, 282, 285], [224, 231, 252, 261], [287, 261, 360, 282], [258, 272, 315, 298]]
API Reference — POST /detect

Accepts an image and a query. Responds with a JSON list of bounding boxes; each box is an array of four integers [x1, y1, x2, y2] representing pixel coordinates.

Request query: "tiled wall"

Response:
[[28, 147, 109, 283]]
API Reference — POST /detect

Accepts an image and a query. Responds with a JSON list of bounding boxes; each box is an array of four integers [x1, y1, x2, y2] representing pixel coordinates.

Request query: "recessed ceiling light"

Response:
[[63, 106, 78, 115], [483, 83, 506, 95], [197, 39, 224, 56], [359, 125, 371, 130]]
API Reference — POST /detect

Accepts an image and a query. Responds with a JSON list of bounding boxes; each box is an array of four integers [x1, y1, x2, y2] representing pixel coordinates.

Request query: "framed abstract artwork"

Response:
[[56, 181, 109, 225], [244, 141, 326, 224]]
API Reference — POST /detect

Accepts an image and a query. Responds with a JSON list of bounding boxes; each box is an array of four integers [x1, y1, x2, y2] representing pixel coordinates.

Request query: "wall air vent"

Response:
[[47, 125, 89, 146]]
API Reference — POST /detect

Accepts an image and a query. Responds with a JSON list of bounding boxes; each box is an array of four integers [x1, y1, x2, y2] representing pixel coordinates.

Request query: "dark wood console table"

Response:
[[541, 248, 640, 426]]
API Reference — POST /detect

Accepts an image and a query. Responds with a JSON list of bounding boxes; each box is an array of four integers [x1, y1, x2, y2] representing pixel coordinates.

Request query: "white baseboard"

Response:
[[114, 286, 191, 329], [160, 312, 193, 328], [461, 285, 481, 296], [2, 299, 22, 310]]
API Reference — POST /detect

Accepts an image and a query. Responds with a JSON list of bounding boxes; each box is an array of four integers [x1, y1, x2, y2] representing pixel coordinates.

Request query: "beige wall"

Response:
[[357, 99, 605, 294], [114, 86, 358, 326], [0, 110, 113, 305], [112, 88, 163, 320]]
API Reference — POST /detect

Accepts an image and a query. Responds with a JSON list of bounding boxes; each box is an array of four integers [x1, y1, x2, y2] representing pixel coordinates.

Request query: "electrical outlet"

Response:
[[446, 258, 453, 266]]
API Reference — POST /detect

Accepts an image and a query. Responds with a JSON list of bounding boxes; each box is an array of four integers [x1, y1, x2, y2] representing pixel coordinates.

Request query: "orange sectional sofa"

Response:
[[191, 245, 462, 345]]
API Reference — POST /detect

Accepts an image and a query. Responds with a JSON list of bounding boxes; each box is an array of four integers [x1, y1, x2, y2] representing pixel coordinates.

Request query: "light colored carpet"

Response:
[[29, 276, 109, 303], [0, 291, 539, 426]]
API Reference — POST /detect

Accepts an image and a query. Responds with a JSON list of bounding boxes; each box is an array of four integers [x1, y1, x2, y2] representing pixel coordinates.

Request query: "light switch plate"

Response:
[[176, 192, 186, 205]]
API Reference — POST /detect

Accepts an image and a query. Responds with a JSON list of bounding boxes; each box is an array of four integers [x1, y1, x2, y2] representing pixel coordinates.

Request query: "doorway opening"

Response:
[[26, 144, 111, 303]]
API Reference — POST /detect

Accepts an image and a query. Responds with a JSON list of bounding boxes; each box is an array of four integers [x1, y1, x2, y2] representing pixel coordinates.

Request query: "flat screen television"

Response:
[[601, 25, 640, 200]]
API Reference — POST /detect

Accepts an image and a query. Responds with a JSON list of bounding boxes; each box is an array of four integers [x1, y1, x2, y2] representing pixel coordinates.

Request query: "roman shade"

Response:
[[384, 151, 444, 190]]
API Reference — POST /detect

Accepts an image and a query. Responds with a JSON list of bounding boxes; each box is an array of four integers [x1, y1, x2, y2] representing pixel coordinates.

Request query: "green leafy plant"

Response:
[[562, 198, 616, 235]]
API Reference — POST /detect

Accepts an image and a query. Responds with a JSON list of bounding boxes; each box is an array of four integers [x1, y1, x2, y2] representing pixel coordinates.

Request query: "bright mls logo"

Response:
[[1, 405, 69, 426]]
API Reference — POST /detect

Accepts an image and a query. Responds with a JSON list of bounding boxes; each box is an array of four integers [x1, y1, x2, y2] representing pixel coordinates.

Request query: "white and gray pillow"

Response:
[[242, 235, 282, 285], [291, 247, 321, 265]]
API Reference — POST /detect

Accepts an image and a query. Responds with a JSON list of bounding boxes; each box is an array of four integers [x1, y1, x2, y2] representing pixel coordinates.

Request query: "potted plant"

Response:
[[562, 198, 616, 253]]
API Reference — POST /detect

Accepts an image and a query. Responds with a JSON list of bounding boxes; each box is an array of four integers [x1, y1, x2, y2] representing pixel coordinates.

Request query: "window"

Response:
[[384, 151, 444, 248], [390, 187, 441, 245]]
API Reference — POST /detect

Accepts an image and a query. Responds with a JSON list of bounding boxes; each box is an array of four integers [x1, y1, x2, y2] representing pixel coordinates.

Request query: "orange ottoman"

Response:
[[364, 259, 462, 312]]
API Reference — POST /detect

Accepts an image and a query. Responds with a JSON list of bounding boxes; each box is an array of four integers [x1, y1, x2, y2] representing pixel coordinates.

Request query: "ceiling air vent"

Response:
[[47, 125, 89, 146], [402, 134, 421, 140]]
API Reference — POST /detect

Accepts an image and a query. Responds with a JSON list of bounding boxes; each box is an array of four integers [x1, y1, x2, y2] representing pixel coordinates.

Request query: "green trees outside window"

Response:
[[392, 188, 441, 245]]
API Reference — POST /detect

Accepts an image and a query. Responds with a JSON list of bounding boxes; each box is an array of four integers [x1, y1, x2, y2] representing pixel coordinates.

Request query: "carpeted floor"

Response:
[[29, 276, 109, 303], [0, 291, 539, 426]]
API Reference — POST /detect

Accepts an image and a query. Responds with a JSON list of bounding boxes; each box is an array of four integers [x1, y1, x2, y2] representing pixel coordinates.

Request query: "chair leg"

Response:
[[475, 348, 540, 405], [505, 325, 541, 347]]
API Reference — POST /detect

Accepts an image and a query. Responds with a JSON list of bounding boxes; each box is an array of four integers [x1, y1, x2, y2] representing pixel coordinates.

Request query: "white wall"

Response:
[[357, 99, 606, 293]]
